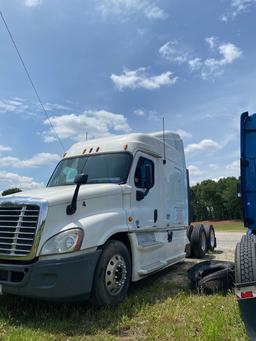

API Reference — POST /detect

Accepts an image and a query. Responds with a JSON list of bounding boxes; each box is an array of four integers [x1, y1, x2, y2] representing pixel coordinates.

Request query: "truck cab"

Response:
[[0, 131, 189, 305]]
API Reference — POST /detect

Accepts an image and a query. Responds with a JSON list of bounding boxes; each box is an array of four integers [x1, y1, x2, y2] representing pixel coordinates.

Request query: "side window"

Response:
[[134, 157, 154, 189]]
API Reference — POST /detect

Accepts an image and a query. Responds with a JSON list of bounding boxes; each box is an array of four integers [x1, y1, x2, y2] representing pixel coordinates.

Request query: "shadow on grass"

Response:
[[0, 260, 198, 338]]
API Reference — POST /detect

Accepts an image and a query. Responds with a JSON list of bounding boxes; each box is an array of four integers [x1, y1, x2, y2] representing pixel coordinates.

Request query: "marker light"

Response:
[[40, 228, 84, 256], [241, 291, 254, 299]]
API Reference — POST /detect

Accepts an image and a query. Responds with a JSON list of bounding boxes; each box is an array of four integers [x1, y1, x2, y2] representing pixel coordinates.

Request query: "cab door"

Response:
[[129, 152, 165, 274], [130, 152, 160, 229]]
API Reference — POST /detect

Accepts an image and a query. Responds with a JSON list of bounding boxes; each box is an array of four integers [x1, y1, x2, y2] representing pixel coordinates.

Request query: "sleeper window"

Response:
[[134, 157, 154, 189]]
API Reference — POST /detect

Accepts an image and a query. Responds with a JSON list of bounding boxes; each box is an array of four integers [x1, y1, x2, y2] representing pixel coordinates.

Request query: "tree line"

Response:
[[190, 177, 242, 222]]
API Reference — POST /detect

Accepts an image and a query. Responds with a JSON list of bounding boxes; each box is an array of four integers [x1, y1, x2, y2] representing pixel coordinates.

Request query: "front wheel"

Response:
[[90, 240, 131, 306]]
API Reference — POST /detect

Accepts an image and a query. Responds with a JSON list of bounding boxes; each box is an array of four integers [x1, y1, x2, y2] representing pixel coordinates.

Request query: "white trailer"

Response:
[[0, 131, 208, 305]]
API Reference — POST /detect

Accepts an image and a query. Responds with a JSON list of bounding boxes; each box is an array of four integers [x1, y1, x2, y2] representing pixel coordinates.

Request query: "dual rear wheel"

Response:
[[188, 224, 216, 258]]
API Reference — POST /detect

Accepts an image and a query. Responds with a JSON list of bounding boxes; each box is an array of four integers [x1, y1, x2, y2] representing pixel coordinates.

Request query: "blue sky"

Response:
[[0, 0, 256, 191]]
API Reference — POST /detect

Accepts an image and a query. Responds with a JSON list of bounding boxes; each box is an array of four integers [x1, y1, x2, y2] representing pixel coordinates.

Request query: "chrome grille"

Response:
[[0, 205, 40, 256]]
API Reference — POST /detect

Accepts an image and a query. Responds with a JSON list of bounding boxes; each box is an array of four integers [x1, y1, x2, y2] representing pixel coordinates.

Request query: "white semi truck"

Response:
[[0, 131, 211, 305]]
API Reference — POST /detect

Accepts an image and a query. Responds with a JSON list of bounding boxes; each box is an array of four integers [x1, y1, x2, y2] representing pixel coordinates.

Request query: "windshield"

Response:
[[47, 152, 133, 187]]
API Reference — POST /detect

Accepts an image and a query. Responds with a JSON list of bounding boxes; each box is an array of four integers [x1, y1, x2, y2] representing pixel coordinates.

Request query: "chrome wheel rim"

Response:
[[201, 232, 207, 252], [210, 229, 215, 248], [105, 254, 127, 296]]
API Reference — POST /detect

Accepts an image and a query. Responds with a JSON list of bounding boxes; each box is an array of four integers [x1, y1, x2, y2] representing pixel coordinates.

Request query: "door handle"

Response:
[[168, 231, 173, 242], [154, 209, 158, 223]]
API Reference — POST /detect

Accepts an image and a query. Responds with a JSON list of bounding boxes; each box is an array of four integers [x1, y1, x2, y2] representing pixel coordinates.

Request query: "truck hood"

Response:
[[7, 184, 122, 206]]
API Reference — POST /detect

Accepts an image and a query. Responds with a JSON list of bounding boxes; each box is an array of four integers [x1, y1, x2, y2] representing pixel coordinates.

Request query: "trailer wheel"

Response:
[[190, 224, 207, 258], [235, 240, 256, 284], [204, 224, 216, 251], [90, 240, 131, 306]]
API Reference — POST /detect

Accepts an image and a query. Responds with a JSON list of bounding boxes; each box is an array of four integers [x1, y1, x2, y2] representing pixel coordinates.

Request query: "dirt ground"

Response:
[[215, 231, 244, 261]]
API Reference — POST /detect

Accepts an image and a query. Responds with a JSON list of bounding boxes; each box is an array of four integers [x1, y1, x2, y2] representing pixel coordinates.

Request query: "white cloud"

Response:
[[133, 109, 145, 116], [188, 58, 203, 71], [201, 42, 242, 79], [187, 165, 203, 176], [0, 145, 12, 152], [211, 176, 225, 182], [161, 38, 242, 80], [205, 36, 218, 50], [144, 4, 167, 19], [0, 153, 60, 169], [25, 0, 41, 7], [0, 99, 28, 113], [226, 159, 240, 170], [111, 68, 177, 90], [189, 39, 242, 80], [159, 41, 189, 64], [222, 0, 256, 20], [174, 129, 192, 139], [44, 110, 131, 142], [133, 109, 160, 121], [0, 171, 43, 193], [185, 139, 221, 153], [98, 0, 167, 20], [218, 43, 242, 63], [43, 103, 70, 112]]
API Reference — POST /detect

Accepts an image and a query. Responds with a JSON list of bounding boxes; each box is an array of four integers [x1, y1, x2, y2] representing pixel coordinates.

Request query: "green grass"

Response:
[[213, 221, 245, 233], [193, 221, 245, 232], [0, 264, 248, 341]]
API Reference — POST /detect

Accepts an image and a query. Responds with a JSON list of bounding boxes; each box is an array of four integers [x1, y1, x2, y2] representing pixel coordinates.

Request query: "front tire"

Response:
[[91, 240, 131, 306]]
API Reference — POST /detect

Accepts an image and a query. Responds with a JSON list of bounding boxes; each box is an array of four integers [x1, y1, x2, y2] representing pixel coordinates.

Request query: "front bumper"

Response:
[[0, 250, 101, 301]]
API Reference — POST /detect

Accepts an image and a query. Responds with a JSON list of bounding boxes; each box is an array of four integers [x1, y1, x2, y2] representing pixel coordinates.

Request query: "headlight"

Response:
[[40, 228, 84, 256]]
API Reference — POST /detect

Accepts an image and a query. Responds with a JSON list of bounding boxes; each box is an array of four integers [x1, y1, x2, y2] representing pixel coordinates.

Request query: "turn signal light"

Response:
[[241, 291, 253, 299]]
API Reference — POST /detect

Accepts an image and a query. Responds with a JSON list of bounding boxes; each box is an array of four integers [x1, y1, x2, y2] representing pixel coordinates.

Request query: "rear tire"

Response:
[[204, 224, 216, 251], [187, 225, 194, 242], [190, 224, 207, 258], [90, 240, 131, 307], [235, 240, 256, 284]]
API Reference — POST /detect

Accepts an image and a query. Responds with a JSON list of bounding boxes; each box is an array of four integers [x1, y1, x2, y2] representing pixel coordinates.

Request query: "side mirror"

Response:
[[144, 164, 154, 189], [67, 174, 88, 215]]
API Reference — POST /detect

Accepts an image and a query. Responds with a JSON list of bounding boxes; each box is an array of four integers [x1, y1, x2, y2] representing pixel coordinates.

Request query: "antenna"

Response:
[[0, 10, 65, 152], [162, 117, 166, 165], [86, 132, 88, 141]]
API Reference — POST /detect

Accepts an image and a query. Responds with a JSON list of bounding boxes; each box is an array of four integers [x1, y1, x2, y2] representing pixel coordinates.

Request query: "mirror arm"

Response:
[[66, 183, 81, 215], [136, 188, 150, 201]]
